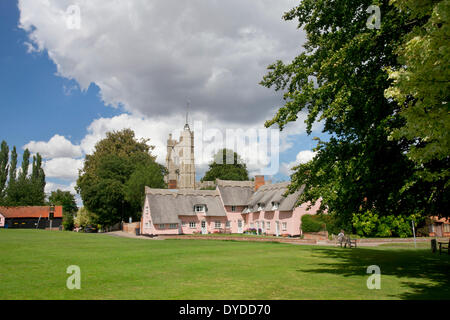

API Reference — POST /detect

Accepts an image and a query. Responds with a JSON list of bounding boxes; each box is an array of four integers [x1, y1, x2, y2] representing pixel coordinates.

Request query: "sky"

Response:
[[0, 0, 328, 203]]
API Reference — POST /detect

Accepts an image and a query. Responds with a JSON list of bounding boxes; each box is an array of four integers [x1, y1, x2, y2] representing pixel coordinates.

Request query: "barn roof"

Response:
[[0, 206, 63, 219]]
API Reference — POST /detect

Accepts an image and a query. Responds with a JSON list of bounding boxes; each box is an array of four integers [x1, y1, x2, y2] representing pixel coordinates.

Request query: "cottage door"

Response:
[[275, 221, 280, 237], [201, 220, 207, 234], [237, 220, 243, 233]]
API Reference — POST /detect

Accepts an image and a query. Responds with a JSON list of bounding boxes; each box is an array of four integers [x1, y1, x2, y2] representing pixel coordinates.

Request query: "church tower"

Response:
[[165, 110, 196, 189]]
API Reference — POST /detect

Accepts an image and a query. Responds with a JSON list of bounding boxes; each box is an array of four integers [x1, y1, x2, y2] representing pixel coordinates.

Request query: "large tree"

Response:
[[49, 189, 78, 231], [385, 0, 449, 216], [201, 149, 249, 182], [3, 146, 45, 206], [260, 0, 438, 227], [76, 129, 165, 226], [0, 141, 9, 202], [49, 189, 78, 214]]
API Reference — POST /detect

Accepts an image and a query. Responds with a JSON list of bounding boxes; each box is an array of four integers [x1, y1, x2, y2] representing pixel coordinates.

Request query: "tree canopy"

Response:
[[0, 140, 46, 206], [201, 149, 249, 182], [385, 0, 449, 215], [76, 129, 166, 226], [49, 189, 78, 214], [260, 0, 448, 227], [49, 189, 78, 231]]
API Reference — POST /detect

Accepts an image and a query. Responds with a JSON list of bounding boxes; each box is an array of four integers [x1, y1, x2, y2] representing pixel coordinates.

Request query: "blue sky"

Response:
[[0, 0, 328, 200]]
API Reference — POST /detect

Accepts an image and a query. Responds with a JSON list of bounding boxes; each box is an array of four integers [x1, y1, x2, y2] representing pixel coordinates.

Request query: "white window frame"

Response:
[[266, 221, 270, 230], [282, 222, 287, 231], [195, 205, 206, 213], [271, 202, 279, 210], [169, 223, 177, 229], [231, 206, 236, 212], [189, 221, 196, 228], [215, 221, 221, 229], [159, 224, 165, 229], [257, 203, 264, 211]]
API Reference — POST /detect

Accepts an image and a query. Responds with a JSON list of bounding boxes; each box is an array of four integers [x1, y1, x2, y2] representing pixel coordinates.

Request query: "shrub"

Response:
[[352, 211, 424, 238], [301, 214, 326, 233], [62, 212, 74, 231]]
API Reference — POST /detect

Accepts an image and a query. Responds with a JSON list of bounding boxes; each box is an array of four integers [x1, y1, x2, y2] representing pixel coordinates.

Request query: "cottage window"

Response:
[[231, 206, 236, 212], [261, 221, 265, 230], [444, 224, 450, 233], [215, 221, 221, 229], [257, 203, 264, 211], [226, 221, 231, 228], [194, 205, 206, 212], [189, 222, 196, 228], [266, 222, 270, 230], [159, 224, 165, 229], [271, 202, 279, 210], [282, 222, 287, 231], [169, 224, 177, 229]]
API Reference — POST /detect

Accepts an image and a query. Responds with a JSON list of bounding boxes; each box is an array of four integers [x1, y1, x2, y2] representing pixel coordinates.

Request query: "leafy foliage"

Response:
[[49, 189, 78, 214], [301, 214, 326, 233], [385, 0, 449, 215], [76, 129, 165, 226], [0, 141, 9, 200], [124, 162, 166, 213], [201, 149, 249, 182], [0, 141, 45, 206], [74, 207, 98, 229], [352, 210, 423, 238], [301, 213, 341, 234], [260, 0, 444, 226]]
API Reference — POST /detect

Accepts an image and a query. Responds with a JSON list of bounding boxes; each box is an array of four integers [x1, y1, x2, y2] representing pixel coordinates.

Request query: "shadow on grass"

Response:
[[298, 246, 450, 300]]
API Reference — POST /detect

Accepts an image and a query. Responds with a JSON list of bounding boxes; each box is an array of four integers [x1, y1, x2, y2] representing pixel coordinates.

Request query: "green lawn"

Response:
[[0, 229, 449, 300]]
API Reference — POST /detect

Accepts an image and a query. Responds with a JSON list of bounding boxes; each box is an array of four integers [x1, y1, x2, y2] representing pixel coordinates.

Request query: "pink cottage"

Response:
[[140, 177, 320, 237]]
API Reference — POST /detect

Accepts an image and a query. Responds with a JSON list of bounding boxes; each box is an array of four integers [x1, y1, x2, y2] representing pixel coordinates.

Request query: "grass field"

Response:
[[0, 229, 449, 300]]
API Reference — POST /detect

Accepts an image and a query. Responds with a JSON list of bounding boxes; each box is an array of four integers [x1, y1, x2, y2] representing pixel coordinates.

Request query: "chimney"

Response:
[[254, 175, 265, 191]]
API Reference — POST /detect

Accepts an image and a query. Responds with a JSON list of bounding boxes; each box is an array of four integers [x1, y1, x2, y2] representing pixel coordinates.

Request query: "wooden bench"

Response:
[[346, 236, 357, 248], [439, 239, 449, 255], [338, 236, 357, 248]]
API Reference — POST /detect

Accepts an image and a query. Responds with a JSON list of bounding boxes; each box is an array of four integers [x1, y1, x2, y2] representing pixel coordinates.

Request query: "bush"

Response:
[[301, 214, 326, 233], [352, 211, 424, 238], [62, 212, 74, 231]]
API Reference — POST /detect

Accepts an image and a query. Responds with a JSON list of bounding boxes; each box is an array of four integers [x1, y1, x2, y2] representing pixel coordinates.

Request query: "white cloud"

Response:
[[17, 0, 327, 186], [280, 150, 317, 176], [43, 157, 84, 181], [24, 134, 83, 159], [18, 0, 305, 123], [45, 181, 77, 195]]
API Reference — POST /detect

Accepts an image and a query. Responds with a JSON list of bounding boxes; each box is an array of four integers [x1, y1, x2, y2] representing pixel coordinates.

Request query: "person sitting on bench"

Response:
[[337, 230, 345, 247]]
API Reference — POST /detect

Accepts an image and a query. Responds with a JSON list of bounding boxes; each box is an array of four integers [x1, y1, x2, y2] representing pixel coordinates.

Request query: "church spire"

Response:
[[184, 100, 190, 130]]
